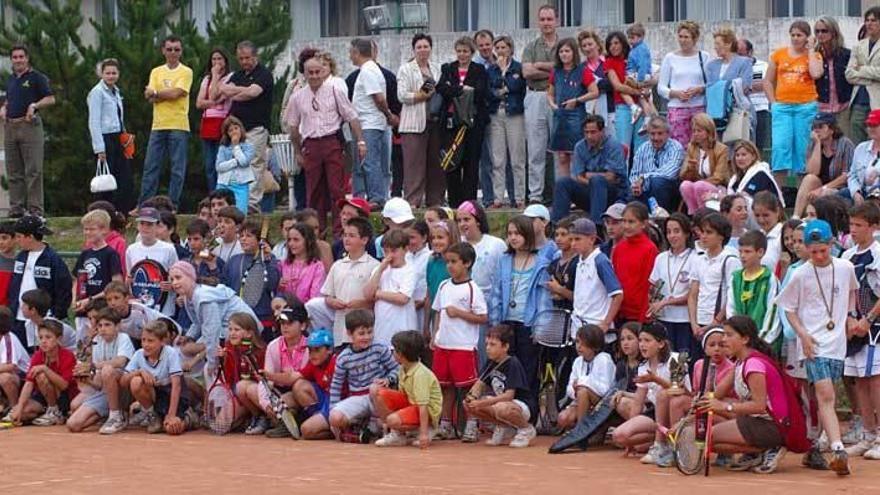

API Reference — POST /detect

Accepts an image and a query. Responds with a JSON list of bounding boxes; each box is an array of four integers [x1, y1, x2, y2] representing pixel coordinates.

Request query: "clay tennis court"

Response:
[[1, 428, 876, 494]]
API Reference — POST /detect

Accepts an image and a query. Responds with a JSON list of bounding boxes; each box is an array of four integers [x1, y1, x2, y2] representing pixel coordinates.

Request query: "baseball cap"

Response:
[[336, 197, 371, 217], [14, 214, 52, 236], [867, 109, 880, 127], [381, 197, 415, 224], [523, 204, 550, 221], [812, 112, 836, 127], [307, 328, 334, 348], [803, 219, 833, 245], [135, 207, 161, 223], [602, 203, 626, 220], [569, 218, 597, 236]]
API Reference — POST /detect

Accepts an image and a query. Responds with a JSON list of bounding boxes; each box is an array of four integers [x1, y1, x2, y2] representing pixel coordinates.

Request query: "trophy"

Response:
[[74, 337, 96, 386], [667, 351, 690, 396]]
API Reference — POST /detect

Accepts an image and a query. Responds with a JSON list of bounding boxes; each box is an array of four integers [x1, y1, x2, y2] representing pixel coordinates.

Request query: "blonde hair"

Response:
[[677, 20, 701, 41], [713, 27, 737, 52], [577, 30, 604, 56], [690, 113, 718, 148], [316, 51, 338, 76], [732, 140, 762, 172], [81, 209, 111, 229]]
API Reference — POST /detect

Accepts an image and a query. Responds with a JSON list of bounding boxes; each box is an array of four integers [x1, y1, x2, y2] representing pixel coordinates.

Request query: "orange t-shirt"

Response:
[[770, 47, 820, 104]]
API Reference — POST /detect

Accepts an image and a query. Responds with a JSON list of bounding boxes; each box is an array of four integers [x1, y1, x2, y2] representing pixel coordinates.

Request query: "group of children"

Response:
[[0, 187, 878, 477]]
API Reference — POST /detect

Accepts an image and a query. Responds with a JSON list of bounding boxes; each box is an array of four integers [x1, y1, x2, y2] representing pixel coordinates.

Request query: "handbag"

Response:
[[260, 168, 281, 193], [90, 158, 118, 193], [200, 116, 224, 141], [722, 108, 750, 143]]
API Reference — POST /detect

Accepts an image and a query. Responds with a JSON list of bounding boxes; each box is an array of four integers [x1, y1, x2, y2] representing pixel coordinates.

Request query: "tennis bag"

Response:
[[548, 385, 618, 454], [744, 351, 811, 453]]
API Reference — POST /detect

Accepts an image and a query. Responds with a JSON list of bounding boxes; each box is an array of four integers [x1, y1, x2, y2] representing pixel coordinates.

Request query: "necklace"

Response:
[[813, 262, 836, 331], [509, 253, 533, 309]]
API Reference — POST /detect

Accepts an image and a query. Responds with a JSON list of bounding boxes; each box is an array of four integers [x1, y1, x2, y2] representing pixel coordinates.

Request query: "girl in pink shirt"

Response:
[[278, 223, 326, 304]]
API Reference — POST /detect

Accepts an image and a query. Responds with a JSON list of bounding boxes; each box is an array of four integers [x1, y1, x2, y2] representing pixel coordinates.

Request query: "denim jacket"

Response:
[[86, 80, 124, 154], [487, 59, 526, 115], [215, 142, 256, 186], [490, 241, 559, 327]]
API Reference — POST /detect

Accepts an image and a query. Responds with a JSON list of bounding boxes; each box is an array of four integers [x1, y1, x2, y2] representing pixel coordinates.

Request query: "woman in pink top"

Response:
[[196, 49, 233, 192], [278, 223, 326, 303]]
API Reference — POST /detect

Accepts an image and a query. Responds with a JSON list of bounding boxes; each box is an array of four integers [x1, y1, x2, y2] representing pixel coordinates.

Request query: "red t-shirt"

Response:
[[603, 56, 627, 105], [27, 347, 79, 398], [548, 65, 596, 88], [611, 231, 658, 322], [223, 344, 266, 385], [300, 353, 336, 393]]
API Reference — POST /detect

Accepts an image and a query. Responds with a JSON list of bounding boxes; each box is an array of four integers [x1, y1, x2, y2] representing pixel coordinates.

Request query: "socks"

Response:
[[109, 410, 121, 420]]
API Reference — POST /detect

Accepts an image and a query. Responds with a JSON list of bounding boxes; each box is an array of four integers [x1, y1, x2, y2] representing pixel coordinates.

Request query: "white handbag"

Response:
[[90, 158, 118, 193], [722, 108, 750, 143]]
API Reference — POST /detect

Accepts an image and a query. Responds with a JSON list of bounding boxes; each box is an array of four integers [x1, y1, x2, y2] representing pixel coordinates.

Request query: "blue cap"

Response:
[[804, 219, 833, 245], [307, 328, 334, 348]]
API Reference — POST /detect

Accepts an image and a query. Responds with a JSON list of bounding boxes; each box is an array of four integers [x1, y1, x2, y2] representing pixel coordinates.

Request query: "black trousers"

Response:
[[445, 125, 483, 208], [94, 132, 135, 213]]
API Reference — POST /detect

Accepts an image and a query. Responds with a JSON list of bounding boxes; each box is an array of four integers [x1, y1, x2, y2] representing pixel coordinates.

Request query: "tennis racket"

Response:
[[240, 217, 271, 308], [204, 341, 236, 435], [531, 309, 572, 347], [673, 356, 712, 475], [536, 359, 562, 435], [241, 348, 301, 440], [704, 363, 717, 477], [865, 326, 880, 377]]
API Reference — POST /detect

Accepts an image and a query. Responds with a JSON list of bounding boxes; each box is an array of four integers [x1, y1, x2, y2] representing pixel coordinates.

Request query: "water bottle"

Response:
[[648, 197, 659, 216]]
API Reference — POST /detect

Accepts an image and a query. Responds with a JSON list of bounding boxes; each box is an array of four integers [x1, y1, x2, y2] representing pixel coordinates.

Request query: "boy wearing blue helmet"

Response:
[[289, 328, 336, 440]]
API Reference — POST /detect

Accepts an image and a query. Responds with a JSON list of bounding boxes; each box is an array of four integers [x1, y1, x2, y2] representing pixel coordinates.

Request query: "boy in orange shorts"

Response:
[[372, 330, 442, 448]]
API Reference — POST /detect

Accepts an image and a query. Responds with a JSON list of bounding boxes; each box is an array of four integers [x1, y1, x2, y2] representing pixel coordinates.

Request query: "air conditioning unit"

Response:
[[400, 2, 428, 27]]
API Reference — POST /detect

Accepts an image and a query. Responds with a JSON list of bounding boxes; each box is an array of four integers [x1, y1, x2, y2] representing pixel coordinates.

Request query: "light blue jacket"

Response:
[[706, 55, 756, 129], [490, 241, 559, 327], [215, 142, 256, 186], [184, 284, 259, 368], [86, 80, 124, 154]]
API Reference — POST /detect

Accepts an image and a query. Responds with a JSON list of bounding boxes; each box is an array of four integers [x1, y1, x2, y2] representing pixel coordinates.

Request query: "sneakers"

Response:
[[829, 449, 851, 476], [437, 421, 455, 440], [655, 443, 674, 468], [245, 416, 271, 435], [640, 443, 661, 464], [486, 426, 516, 446], [846, 438, 876, 457], [375, 430, 409, 447], [145, 410, 163, 434], [99, 414, 127, 435], [753, 446, 787, 474], [713, 453, 733, 468], [863, 441, 880, 460], [461, 419, 479, 443], [1, 411, 14, 423], [727, 452, 764, 471], [32, 406, 64, 426], [509, 425, 536, 448], [265, 423, 293, 438], [842, 416, 864, 445], [129, 407, 151, 428], [801, 447, 829, 470]]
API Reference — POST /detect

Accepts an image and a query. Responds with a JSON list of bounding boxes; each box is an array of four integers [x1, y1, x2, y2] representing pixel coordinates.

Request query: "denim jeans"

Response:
[[355, 128, 390, 204], [551, 175, 619, 224], [202, 139, 219, 192], [614, 103, 647, 161], [636, 176, 679, 211], [139, 130, 189, 206]]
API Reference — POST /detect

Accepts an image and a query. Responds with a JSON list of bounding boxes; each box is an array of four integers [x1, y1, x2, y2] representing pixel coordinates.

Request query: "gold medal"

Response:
[[813, 263, 837, 333], [826, 321, 835, 331]]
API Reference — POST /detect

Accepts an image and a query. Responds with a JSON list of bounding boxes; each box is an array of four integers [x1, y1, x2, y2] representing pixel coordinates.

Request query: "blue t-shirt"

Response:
[[508, 265, 535, 323], [5, 68, 53, 119], [125, 345, 183, 386]]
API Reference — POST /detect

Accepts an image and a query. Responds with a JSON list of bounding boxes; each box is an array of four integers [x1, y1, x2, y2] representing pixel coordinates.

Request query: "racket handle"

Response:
[[219, 338, 226, 348]]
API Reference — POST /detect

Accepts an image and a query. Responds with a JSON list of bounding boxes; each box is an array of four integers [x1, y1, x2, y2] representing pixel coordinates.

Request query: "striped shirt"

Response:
[[329, 342, 398, 406], [629, 138, 685, 184], [284, 80, 358, 140]]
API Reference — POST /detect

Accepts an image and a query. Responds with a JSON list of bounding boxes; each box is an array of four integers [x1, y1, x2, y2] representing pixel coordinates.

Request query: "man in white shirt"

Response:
[[349, 38, 398, 209]]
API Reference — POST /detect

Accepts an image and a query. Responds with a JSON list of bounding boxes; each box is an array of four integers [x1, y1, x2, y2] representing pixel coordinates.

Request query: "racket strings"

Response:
[[532, 310, 571, 347]]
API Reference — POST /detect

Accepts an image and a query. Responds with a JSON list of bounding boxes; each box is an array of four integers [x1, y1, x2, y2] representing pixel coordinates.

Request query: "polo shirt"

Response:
[[27, 347, 79, 398], [125, 345, 183, 386], [5, 68, 52, 119], [147, 63, 193, 131], [398, 361, 442, 427], [229, 63, 274, 130], [572, 248, 621, 334], [521, 36, 558, 91], [319, 252, 380, 343]]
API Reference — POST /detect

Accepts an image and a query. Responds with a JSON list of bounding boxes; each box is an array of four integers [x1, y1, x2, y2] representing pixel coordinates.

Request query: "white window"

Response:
[[772, 0, 859, 17], [291, 0, 321, 40], [453, 0, 526, 32]]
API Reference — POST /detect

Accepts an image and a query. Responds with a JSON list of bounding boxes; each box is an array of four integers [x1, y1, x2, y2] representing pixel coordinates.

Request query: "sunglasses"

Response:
[[165, 47, 182, 52], [815, 28, 829, 34]]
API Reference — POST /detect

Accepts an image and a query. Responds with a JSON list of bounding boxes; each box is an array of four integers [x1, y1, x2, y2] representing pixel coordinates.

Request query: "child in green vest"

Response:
[[726, 230, 781, 352]]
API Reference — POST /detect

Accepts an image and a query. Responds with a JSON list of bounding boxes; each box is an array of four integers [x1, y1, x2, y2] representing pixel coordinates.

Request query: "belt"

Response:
[[304, 132, 340, 142], [5, 117, 29, 123]]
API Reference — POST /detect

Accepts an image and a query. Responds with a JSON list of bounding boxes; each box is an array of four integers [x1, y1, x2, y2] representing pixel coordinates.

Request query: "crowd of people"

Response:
[[4, 2, 880, 481]]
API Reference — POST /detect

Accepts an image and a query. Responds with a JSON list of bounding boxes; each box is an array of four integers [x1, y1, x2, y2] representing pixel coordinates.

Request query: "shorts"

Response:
[[432, 348, 478, 388], [782, 338, 806, 380], [640, 402, 656, 421], [377, 388, 420, 426], [81, 390, 110, 418], [303, 382, 331, 421], [154, 384, 190, 419], [737, 415, 784, 449], [804, 357, 844, 384], [258, 382, 293, 412], [31, 389, 72, 415], [513, 399, 531, 422], [844, 343, 880, 378], [331, 393, 374, 423]]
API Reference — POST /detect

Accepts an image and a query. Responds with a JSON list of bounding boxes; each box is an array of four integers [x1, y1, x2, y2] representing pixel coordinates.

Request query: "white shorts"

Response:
[[513, 399, 530, 422], [845, 344, 880, 378], [783, 338, 806, 380], [331, 394, 375, 422]]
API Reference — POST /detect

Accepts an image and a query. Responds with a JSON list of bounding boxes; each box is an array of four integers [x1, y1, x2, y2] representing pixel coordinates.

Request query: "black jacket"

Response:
[[816, 47, 853, 105], [7, 245, 73, 320], [436, 61, 489, 128]]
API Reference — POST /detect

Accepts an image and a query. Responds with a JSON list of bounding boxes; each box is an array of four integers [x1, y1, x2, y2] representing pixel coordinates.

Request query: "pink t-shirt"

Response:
[[264, 335, 309, 375], [199, 74, 233, 119], [279, 258, 326, 303], [691, 357, 734, 393], [734, 355, 789, 419]]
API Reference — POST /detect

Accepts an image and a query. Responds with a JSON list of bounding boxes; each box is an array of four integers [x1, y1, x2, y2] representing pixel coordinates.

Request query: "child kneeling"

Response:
[[557, 325, 616, 430]]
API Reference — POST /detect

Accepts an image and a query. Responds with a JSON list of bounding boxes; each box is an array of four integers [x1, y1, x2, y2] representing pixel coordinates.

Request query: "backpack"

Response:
[[743, 351, 811, 453]]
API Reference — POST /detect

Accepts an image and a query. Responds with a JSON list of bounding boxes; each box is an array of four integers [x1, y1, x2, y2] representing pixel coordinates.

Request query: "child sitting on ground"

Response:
[[217, 312, 268, 435], [0, 307, 31, 418], [557, 324, 616, 430], [260, 306, 309, 438], [290, 328, 336, 440]]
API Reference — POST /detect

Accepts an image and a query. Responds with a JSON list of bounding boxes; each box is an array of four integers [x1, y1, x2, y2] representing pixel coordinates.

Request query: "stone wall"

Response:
[[278, 16, 864, 77]]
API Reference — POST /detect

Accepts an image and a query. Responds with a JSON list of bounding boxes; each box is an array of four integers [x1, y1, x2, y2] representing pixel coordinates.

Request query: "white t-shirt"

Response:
[[649, 248, 695, 323], [125, 239, 179, 316], [776, 258, 858, 361], [572, 249, 622, 333], [372, 263, 418, 346], [566, 351, 616, 399], [15, 250, 43, 321], [0, 332, 30, 373], [405, 246, 432, 303], [212, 239, 243, 263], [637, 353, 691, 406], [762, 222, 782, 273], [25, 317, 76, 351], [691, 247, 742, 325], [470, 235, 507, 302], [432, 279, 488, 351], [353, 60, 387, 130], [92, 332, 135, 364]]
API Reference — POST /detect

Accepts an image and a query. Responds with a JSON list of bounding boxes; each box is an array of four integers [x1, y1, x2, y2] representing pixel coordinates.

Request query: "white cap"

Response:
[[523, 203, 550, 221], [381, 197, 415, 224]]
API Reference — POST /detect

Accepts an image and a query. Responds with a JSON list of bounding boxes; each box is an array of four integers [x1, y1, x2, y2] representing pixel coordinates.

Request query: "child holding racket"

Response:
[[217, 312, 268, 435], [431, 242, 488, 441], [842, 203, 880, 460], [66, 307, 134, 434], [224, 220, 281, 342], [569, 218, 623, 337], [260, 306, 309, 438], [373, 330, 442, 448], [291, 328, 336, 440], [557, 324, 616, 430], [0, 307, 29, 419], [612, 202, 659, 326]]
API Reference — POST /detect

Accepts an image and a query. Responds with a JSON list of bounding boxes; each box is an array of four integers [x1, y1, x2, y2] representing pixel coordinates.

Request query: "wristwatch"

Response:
[[848, 310, 860, 319], [725, 403, 734, 413]]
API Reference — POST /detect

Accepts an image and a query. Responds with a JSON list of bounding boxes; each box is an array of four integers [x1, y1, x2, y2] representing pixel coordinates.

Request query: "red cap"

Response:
[[336, 197, 371, 217], [866, 109, 880, 127]]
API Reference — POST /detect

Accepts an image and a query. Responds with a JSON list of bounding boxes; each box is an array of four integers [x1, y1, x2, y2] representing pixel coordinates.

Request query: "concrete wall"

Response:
[[281, 16, 864, 78]]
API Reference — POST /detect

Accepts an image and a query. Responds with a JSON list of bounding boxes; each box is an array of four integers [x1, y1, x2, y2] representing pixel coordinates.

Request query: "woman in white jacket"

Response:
[[556, 325, 616, 430], [397, 33, 443, 208]]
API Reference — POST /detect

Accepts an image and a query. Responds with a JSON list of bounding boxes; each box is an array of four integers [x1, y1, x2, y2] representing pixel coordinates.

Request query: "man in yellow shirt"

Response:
[[138, 35, 193, 209]]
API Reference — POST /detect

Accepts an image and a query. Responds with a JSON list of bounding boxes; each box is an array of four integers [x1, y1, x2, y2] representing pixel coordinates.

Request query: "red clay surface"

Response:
[[1, 427, 877, 494]]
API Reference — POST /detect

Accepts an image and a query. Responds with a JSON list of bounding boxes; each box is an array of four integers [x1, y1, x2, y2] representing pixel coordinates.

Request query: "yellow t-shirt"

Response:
[[148, 63, 193, 131], [399, 361, 442, 427], [770, 48, 820, 104]]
